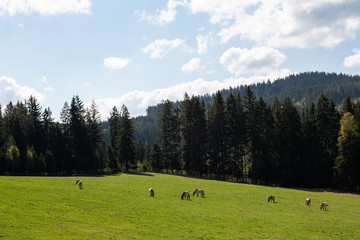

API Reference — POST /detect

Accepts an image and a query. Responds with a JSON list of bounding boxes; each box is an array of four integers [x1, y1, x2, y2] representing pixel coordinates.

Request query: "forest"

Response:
[[1, 72, 360, 191]]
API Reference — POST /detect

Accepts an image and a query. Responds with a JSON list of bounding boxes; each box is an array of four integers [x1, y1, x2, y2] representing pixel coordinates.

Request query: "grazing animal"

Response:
[[320, 202, 328, 210], [75, 180, 83, 189], [181, 191, 190, 200], [306, 198, 311, 206], [268, 195, 275, 202], [193, 189, 205, 197], [149, 188, 154, 197]]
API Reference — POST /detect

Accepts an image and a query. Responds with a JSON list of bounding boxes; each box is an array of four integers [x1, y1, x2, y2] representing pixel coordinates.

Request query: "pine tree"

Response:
[[85, 100, 104, 170], [151, 142, 163, 172], [108, 106, 120, 169], [208, 91, 227, 180], [117, 105, 135, 172], [225, 93, 245, 181], [316, 94, 340, 187], [301, 103, 320, 186], [248, 97, 274, 184], [69, 95, 90, 171], [273, 97, 302, 186], [26, 96, 44, 154], [157, 100, 180, 173], [243, 87, 257, 181], [181, 94, 207, 176]]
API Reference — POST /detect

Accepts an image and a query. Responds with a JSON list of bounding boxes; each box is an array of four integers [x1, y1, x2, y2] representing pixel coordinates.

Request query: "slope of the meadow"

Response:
[[1, 173, 359, 239]]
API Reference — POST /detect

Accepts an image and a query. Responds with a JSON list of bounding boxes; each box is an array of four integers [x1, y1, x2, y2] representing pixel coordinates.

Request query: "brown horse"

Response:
[[149, 188, 154, 197], [193, 189, 205, 197], [181, 191, 190, 200], [75, 180, 83, 189], [320, 202, 328, 210], [306, 198, 311, 206], [268, 195, 275, 202]]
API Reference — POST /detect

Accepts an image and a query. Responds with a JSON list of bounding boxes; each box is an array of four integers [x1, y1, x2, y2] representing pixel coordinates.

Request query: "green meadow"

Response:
[[1, 173, 359, 239]]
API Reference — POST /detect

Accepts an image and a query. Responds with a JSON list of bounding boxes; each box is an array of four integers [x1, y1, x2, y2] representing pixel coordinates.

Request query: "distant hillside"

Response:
[[132, 71, 360, 145]]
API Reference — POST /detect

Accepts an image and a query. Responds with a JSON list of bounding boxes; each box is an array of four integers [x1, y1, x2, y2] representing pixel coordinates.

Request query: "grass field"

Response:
[[1, 173, 360, 239]]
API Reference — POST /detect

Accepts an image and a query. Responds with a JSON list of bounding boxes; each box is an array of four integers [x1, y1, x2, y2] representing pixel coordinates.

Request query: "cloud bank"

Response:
[[140, 0, 360, 49], [0, 76, 44, 104], [220, 46, 287, 76], [344, 49, 360, 68], [90, 70, 293, 119]]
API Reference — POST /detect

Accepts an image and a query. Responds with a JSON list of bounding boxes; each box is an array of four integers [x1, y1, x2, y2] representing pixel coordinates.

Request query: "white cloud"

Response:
[[40, 76, 55, 92], [196, 34, 208, 55], [135, 0, 186, 25], [220, 46, 287, 76], [0, 76, 44, 104], [187, 0, 360, 48], [343, 49, 360, 68], [141, 38, 190, 59], [103, 57, 132, 70], [90, 70, 293, 119], [181, 57, 202, 72], [0, 0, 92, 16]]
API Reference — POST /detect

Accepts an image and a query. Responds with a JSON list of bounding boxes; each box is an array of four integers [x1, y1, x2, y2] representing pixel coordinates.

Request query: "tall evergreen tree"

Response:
[[181, 94, 207, 176], [248, 97, 274, 184], [85, 100, 104, 170], [150, 142, 163, 172], [157, 100, 181, 173], [316, 94, 340, 187], [69, 95, 90, 171], [26, 96, 44, 154], [208, 91, 227, 180], [117, 105, 135, 172], [301, 103, 320, 186], [225, 93, 245, 181], [108, 106, 120, 170], [273, 97, 302, 186], [243, 86, 257, 181]]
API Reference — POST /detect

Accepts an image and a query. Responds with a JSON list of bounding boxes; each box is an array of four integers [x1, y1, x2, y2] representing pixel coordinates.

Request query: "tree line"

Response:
[[134, 72, 360, 145], [0, 95, 135, 175], [0, 86, 359, 191], [147, 89, 360, 191]]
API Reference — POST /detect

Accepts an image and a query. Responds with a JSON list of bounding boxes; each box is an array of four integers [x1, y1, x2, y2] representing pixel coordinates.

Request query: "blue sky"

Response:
[[1, 0, 360, 120]]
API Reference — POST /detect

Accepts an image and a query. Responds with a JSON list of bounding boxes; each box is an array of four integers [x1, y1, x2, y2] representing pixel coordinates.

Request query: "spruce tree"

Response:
[[117, 105, 135, 172], [208, 91, 227, 180]]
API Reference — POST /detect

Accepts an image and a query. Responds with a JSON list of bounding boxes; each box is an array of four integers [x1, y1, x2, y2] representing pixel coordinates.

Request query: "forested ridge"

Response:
[[1, 72, 360, 191]]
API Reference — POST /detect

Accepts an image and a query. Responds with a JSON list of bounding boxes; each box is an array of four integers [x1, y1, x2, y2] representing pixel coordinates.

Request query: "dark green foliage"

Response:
[[0, 95, 107, 175], [225, 93, 245, 181], [334, 112, 360, 190], [181, 94, 208, 176], [208, 91, 228, 179], [117, 105, 136, 172], [157, 100, 181, 173], [273, 98, 303, 186]]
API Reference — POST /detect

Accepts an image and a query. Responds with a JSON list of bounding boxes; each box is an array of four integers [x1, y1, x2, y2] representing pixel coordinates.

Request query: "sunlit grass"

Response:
[[1, 173, 359, 239]]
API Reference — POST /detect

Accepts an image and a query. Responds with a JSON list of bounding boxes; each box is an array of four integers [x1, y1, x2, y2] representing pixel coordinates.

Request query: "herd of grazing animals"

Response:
[[74, 180, 329, 210]]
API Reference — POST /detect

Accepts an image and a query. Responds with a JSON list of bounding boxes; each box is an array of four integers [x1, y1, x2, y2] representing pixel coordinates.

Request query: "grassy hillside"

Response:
[[1, 173, 359, 239]]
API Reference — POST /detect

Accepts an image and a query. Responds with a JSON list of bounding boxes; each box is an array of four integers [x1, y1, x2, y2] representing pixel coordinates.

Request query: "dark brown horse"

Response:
[[149, 188, 154, 197], [306, 198, 311, 206], [181, 191, 190, 200], [268, 195, 275, 202], [75, 180, 83, 189], [320, 202, 328, 210], [193, 189, 205, 197]]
